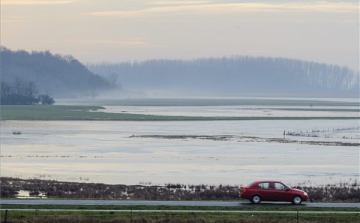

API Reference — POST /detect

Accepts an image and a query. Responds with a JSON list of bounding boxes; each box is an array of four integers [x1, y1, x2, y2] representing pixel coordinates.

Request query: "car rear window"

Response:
[[258, 182, 272, 189], [247, 181, 256, 187]]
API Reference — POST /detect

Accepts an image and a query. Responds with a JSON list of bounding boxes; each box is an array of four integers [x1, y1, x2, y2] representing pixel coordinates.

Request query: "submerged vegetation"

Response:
[[131, 135, 360, 147]]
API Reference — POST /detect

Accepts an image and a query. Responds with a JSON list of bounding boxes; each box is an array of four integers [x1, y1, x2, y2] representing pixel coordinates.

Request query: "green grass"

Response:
[[1, 204, 359, 212], [1, 209, 359, 223], [2, 203, 359, 223], [1, 105, 359, 121]]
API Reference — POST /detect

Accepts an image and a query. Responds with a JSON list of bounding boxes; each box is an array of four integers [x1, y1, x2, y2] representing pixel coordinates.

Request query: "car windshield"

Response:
[[247, 181, 256, 187], [283, 183, 291, 189]]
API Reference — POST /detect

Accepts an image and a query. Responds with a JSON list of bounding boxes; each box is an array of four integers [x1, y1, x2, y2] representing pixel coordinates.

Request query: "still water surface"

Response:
[[1, 118, 358, 186]]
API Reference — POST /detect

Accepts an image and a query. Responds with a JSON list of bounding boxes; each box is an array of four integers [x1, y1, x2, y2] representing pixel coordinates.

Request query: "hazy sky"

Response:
[[2, 0, 359, 70]]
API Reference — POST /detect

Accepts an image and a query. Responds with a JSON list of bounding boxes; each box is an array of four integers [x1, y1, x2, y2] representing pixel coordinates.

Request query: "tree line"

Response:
[[88, 56, 360, 97], [1, 46, 116, 98], [1, 79, 55, 105]]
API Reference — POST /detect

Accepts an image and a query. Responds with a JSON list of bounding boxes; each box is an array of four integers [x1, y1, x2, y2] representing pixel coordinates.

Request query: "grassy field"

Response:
[[1, 105, 359, 121], [1, 208, 359, 223], [2, 203, 359, 222], [1, 204, 360, 212]]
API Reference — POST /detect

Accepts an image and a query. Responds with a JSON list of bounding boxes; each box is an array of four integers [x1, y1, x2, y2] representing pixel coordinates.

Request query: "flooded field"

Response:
[[101, 105, 360, 117], [1, 103, 359, 186]]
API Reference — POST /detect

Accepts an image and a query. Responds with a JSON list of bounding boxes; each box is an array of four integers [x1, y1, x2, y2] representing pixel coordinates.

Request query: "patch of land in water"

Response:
[[130, 135, 360, 147], [1, 105, 359, 121]]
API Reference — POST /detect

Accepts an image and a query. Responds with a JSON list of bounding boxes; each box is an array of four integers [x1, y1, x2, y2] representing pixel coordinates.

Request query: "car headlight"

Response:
[[303, 192, 308, 196]]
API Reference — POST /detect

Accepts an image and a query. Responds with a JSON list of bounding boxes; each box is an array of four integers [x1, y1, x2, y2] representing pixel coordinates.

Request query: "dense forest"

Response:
[[2, 46, 358, 98], [1, 47, 114, 98], [88, 56, 360, 97], [1, 79, 54, 105]]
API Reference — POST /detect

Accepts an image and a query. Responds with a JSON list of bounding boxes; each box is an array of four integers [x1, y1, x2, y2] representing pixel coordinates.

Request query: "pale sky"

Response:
[[1, 0, 359, 70]]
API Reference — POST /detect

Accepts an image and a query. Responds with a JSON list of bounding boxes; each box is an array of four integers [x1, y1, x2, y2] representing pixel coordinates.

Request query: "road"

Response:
[[0, 200, 359, 208]]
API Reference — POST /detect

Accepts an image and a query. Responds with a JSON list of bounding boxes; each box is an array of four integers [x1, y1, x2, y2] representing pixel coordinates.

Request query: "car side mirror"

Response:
[[286, 188, 290, 191]]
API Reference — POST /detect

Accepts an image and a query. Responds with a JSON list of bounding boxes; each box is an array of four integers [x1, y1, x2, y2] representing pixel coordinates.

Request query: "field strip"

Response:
[[1, 200, 359, 208], [1, 209, 360, 214]]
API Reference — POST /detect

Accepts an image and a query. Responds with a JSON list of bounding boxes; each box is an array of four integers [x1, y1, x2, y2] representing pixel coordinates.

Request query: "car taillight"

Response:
[[241, 187, 246, 193]]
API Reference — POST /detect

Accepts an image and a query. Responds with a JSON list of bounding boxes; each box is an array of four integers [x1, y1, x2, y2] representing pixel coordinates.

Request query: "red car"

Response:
[[240, 181, 308, 205]]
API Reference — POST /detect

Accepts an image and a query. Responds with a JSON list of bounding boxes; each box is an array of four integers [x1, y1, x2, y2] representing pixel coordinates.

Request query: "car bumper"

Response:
[[303, 194, 309, 201], [240, 193, 251, 199]]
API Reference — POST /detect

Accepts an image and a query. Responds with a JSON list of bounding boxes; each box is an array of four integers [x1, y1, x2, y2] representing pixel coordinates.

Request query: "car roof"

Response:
[[255, 181, 283, 183]]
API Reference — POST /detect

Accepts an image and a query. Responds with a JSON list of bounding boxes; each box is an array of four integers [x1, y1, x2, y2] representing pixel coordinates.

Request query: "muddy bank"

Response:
[[130, 135, 360, 147]]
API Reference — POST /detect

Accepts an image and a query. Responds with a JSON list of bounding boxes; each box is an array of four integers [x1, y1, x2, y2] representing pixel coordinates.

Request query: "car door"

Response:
[[257, 182, 274, 201], [273, 182, 292, 201]]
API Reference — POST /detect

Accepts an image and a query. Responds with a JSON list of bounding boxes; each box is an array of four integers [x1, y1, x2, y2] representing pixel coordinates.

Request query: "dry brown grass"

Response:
[[1, 177, 359, 202]]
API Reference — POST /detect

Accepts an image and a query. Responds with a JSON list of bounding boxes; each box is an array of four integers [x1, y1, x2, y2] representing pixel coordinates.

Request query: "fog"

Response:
[[88, 56, 360, 98]]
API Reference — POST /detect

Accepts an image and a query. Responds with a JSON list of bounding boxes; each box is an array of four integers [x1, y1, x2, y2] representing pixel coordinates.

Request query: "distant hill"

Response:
[[88, 56, 360, 97], [1, 47, 112, 98]]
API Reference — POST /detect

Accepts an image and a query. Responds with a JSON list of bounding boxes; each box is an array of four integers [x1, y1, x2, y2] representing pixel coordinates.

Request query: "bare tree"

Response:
[[12, 78, 25, 96], [25, 81, 39, 99], [1, 79, 54, 105], [1, 81, 12, 104], [106, 72, 122, 89]]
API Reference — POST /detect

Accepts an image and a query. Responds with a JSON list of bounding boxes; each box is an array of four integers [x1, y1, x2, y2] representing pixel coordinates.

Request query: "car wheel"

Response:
[[251, 195, 261, 204], [292, 196, 302, 205]]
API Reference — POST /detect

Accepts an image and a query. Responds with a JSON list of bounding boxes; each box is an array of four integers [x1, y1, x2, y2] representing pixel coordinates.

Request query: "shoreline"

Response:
[[1, 177, 359, 203]]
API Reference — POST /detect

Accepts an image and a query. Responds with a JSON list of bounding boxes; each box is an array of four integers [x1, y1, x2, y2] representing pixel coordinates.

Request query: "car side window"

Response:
[[258, 182, 272, 190], [274, 183, 286, 190]]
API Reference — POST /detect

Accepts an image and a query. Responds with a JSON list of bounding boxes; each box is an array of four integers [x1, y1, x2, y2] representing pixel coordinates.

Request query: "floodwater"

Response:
[[1, 114, 359, 186], [101, 106, 360, 117]]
